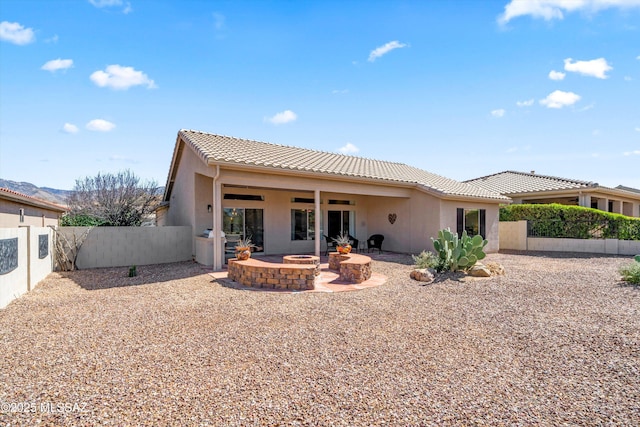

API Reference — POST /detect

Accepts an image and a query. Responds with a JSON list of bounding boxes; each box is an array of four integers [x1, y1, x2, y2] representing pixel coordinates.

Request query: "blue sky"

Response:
[[1, 0, 639, 190]]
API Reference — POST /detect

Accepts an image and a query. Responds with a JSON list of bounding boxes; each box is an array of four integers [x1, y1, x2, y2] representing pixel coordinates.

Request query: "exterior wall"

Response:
[[498, 223, 640, 255], [60, 226, 192, 269], [440, 200, 501, 253], [165, 143, 503, 262], [0, 227, 53, 309], [0, 198, 61, 228], [499, 221, 527, 251], [0, 227, 28, 309], [164, 147, 212, 242], [28, 227, 54, 290]]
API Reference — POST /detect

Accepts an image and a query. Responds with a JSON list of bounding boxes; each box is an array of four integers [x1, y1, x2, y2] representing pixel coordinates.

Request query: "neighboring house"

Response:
[[465, 171, 640, 218], [160, 130, 509, 269], [0, 187, 67, 227]]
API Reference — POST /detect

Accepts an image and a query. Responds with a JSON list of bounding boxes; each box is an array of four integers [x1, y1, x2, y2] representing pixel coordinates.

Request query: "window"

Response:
[[292, 197, 315, 204], [19, 208, 24, 223], [224, 194, 264, 201], [456, 208, 486, 238], [291, 209, 315, 240]]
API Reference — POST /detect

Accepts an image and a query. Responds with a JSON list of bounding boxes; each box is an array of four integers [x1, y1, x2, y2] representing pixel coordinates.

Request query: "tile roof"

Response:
[[0, 187, 68, 212], [175, 130, 509, 201], [464, 171, 597, 195]]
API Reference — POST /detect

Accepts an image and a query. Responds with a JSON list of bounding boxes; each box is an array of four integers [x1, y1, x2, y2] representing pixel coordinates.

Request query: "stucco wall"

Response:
[[0, 198, 61, 228], [28, 227, 54, 290], [0, 227, 28, 309], [0, 226, 52, 309], [440, 200, 501, 253], [499, 221, 527, 251]]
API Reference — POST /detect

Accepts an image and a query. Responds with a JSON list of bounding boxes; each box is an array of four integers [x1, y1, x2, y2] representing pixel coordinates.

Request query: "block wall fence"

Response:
[[0, 226, 53, 309], [499, 220, 640, 256]]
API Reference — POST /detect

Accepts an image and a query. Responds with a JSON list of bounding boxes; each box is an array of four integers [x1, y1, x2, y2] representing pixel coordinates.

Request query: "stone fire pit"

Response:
[[282, 255, 320, 276]]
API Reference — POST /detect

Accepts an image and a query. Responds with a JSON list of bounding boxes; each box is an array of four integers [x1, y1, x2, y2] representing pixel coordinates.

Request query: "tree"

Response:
[[66, 170, 161, 226]]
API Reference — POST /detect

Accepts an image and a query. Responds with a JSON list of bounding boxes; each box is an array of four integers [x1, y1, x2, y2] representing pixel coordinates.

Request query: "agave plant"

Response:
[[235, 236, 255, 249]]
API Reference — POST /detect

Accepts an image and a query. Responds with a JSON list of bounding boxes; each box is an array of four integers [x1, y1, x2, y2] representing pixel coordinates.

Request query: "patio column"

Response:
[[597, 198, 608, 212], [314, 189, 321, 257], [212, 166, 223, 271], [578, 193, 591, 208]]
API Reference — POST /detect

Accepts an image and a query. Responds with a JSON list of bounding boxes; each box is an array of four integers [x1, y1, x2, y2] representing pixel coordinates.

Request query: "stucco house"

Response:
[[465, 171, 640, 218], [159, 130, 509, 269], [0, 187, 67, 228]]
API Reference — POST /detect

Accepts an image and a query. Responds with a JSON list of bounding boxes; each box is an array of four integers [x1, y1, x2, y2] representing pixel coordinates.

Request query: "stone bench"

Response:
[[227, 258, 316, 291], [328, 252, 372, 284]]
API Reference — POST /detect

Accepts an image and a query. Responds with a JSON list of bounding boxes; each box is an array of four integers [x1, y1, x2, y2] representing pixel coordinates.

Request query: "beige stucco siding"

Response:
[[440, 200, 500, 253], [0, 198, 61, 228]]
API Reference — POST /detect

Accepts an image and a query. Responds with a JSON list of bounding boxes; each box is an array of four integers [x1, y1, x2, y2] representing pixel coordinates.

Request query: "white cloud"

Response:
[[86, 119, 116, 132], [90, 65, 156, 90], [498, 0, 640, 24], [491, 109, 506, 118], [266, 110, 297, 125], [516, 99, 534, 107], [635, 127, 640, 132], [548, 70, 566, 80], [0, 21, 35, 45], [338, 143, 359, 154], [62, 123, 79, 134], [539, 90, 581, 108], [637, 55, 640, 60], [89, 0, 132, 13], [625, 76, 633, 81], [564, 57, 612, 79], [41, 58, 73, 72], [45, 34, 59, 43], [506, 145, 531, 153], [623, 150, 640, 156], [368, 40, 407, 62]]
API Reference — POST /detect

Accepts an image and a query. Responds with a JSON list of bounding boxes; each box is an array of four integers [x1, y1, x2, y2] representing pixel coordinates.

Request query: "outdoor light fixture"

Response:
[[207, 204, 212, 213]]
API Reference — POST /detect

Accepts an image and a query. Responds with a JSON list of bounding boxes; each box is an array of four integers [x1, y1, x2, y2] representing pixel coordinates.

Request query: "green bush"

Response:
[[619, 256, 640, 285], [412, 250, 440, 270], [500, 204, 640, 240], [61, 213, 107, 227]]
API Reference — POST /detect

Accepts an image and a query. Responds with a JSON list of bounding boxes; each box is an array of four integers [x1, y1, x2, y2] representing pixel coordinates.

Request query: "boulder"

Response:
[[468, 263, 491, 277], [410, 268, 434, 283], [485, 262, 505, 275]]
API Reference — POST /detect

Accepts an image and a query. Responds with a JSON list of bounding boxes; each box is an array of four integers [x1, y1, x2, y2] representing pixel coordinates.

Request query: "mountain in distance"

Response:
[[0, 179, 165, 207], [0, 178, 70, 206]]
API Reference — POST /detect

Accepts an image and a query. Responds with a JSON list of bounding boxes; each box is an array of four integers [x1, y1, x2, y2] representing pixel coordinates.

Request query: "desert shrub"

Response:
[[412, 250, 440, 270], [619, 257, 640, 285]]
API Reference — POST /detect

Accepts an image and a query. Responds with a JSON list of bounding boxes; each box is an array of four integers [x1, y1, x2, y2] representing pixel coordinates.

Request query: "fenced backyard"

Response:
[[500, 220, 640, 255]]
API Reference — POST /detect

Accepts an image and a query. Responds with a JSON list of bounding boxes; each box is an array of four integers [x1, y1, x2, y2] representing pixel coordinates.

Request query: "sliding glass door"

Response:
[[223, 208, 264, 259]]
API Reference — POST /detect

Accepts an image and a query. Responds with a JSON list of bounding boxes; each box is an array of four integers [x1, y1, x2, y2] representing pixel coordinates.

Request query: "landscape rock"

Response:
[[485, 262, 505, 275], [410, 268, 434, 283], [469, 263, 491, 277]]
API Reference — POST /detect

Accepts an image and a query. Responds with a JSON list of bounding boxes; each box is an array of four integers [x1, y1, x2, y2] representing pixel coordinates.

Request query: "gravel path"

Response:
[[1, 252, 639, 426]]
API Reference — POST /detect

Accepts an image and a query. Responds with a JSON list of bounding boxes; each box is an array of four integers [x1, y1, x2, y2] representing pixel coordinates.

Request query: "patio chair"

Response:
[[348, 235, 359, 253], [367, 234, 384, 254], [324, 235, 337, 256]]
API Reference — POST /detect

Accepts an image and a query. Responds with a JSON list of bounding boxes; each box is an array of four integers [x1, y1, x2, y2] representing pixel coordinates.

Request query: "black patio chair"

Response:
[[348, 235, 359, 253], [324, 235, 337, 256], [367, 234, 384, 254]]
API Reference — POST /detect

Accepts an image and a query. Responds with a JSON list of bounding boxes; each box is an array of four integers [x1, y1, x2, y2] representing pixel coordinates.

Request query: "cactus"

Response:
[[431, 228, 488, 272], [635, 255, 640, 263]]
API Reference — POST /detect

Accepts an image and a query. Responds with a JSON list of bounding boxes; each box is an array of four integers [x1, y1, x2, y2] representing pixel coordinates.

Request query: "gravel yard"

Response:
[[1, 251, 639, 426]]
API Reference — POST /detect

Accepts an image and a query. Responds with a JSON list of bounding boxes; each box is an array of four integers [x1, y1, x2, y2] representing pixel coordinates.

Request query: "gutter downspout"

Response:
[[315, 189, 321, 257], [212, 165, 222, 270]]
